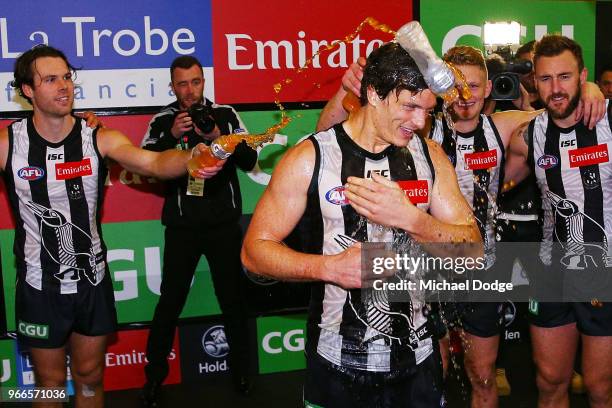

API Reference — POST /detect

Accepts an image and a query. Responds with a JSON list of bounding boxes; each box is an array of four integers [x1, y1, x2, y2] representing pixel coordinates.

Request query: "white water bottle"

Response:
[[395, 21, 455, 97]]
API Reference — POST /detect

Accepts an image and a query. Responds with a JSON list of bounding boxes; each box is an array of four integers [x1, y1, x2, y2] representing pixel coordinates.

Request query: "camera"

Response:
[[487, 51, 532, 101], [187, 103, 216, 134]]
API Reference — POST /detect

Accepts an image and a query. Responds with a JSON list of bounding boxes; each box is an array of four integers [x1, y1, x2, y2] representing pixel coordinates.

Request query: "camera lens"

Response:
[[494, 75, 514, 97]]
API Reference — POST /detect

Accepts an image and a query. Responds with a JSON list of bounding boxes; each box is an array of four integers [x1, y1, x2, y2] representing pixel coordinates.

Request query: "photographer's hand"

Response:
[[512, 83, 535, 111], [171, 112, 193, 139]]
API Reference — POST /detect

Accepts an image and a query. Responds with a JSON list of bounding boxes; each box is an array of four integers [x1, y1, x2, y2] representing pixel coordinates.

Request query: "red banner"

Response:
[[104, 328, 181, 391], [211, 0, 413, 104]]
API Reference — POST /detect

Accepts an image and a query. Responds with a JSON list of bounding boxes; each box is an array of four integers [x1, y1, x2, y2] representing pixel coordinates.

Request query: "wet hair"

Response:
[[170, 55, 203, 81], [443, 45, 487, 74], [534, 35, 584, 72], [516, 40, 536, 60], [359, 42, 428, 106], [12, 44, 76, 104]]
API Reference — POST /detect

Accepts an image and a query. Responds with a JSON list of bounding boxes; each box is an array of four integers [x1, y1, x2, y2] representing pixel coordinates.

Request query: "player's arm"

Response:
[[0, 128, 8, 172], [502, 121, 531, 192], [96, 127, 219, 180], [316, 57, 365, 132], [241, 140, 362, 288], [577, 81, 606, 129], [491, 109, 543, 148]]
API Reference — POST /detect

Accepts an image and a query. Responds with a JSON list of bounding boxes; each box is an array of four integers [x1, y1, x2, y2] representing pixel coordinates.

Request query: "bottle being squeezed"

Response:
[[342, 20, 466, 113], [187, 132, 245, 176]]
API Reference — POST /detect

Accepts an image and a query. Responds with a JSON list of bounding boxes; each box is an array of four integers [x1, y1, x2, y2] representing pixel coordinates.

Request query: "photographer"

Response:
[[140, 55, 256, 406]]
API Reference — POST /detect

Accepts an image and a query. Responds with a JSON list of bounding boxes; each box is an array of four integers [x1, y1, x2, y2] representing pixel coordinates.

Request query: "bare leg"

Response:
[[530, 323, 578, 408], [69, 332, 107, 408], [29, 347, 67, 408], [463, 332, 499, 408], [582, 334, 612, 408]]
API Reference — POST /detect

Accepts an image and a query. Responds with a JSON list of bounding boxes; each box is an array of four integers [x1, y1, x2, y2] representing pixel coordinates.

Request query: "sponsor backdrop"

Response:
[[0, 0, 608, 391]]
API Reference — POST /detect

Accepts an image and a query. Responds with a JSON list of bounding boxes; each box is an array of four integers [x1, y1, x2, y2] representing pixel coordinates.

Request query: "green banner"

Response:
[[0, 339, 17, 388], [420, 0, 596, 79], [238, 108, 322, 214], [256, 314, 307, 374]]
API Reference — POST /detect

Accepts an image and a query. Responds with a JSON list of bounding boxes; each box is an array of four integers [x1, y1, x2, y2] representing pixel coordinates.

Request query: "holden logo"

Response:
[[498, 301, 516, 327], [537, 155, 558, 169], [202, 325, 230, 358]]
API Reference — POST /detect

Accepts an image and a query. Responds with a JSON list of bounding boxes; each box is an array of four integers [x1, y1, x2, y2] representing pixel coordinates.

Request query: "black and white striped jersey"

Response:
[[529, 100, 612, 267], [3, 117, 107, 294], [430, 114, 505, 267], [302, 124, 436, 373]]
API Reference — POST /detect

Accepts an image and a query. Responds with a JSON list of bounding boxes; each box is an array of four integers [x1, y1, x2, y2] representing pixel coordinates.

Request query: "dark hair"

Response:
[[359, 42, 427, 106], [485, 53, 505, 79], [443, 45, 486, 71], [599, 64, 612, 79], [534, 35, 584, 72], [12, 44, 76, 104], [170, 55, 203, 80], [516, 40, 536, 59]]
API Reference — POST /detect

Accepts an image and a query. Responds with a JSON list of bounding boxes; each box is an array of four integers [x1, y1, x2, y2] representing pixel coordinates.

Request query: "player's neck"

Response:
[[550, 110, 579, 129], [453, 116, 479, 134], [344, 108, 390, 154], [32, 111, 75, 143]]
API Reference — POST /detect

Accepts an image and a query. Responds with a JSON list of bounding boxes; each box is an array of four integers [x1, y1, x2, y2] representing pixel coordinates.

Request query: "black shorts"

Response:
[[461, 302, 503, 338], [15, 275, 117, 348], [528, 301, 612, 336], [303, 349, 445, 408]]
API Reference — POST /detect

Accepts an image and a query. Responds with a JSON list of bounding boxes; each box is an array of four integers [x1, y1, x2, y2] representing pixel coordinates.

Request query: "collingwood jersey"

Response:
[[430, 114, 505, 266], [529, 100, 612, 267], [4, 117, 107, 294], [301, 124, 435, 374]]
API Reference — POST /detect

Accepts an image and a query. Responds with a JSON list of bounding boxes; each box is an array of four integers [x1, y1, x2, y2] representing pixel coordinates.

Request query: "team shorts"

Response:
[[15, 275, 117, 348]]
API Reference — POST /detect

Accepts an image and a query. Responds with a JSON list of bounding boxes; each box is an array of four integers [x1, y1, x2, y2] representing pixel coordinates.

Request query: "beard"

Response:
[[546, 89, 581, 120]]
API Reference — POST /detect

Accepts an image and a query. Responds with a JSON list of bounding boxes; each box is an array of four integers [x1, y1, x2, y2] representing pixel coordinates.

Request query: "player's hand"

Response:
[[77, 111, 103, 129], [342, 57, 366, 96], [576, 81, 606, 129]]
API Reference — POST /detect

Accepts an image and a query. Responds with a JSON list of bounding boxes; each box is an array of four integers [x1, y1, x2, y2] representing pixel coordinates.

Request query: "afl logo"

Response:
[[18, 166, 45, 181], [537, 155, 558, 169], [325, 186, 349, 205]]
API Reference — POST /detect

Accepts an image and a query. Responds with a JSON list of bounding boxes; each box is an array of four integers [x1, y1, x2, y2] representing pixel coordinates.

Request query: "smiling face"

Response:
[[535, 50, 585, 124], [451, 64, 491, 123], [23, 56, 74, 118], [370, 87, 437, 147]]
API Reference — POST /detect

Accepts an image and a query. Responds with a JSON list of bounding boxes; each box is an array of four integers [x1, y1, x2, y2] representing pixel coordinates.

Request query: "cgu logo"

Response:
[[18, 321, 49, 339], [17, 166, 45, 181], [441, 24, 574, 53], [325, 186, 349, 205], [262, 329, 305, 354], [537, 155, 558, 169]]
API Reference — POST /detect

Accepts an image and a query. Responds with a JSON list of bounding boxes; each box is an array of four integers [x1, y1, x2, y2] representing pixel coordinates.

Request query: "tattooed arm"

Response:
[[502, 121, 532, 192]]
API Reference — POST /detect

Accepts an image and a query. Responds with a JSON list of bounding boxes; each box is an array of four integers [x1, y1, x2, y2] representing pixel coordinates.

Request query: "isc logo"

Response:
[[560, 140, 576, 148], [17, 166, 45, 181], [537, 155, 558, 169], [47, 153, 64, 160]]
